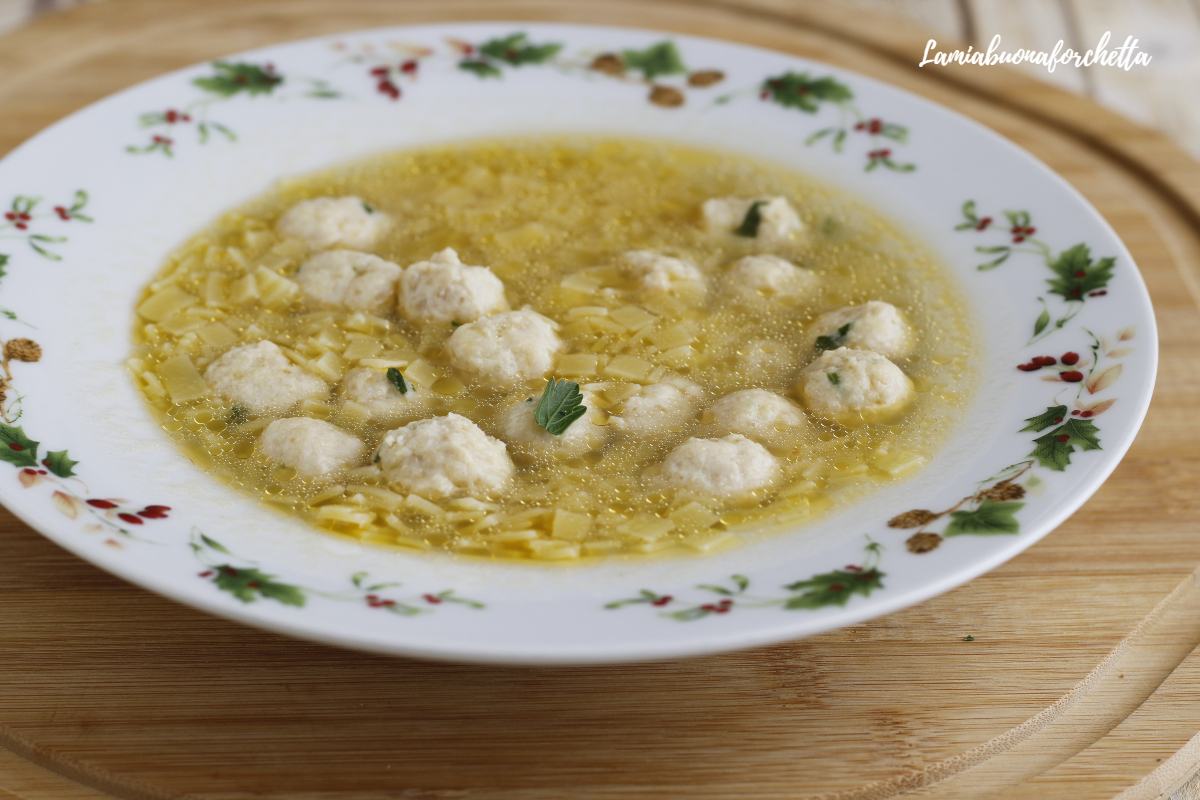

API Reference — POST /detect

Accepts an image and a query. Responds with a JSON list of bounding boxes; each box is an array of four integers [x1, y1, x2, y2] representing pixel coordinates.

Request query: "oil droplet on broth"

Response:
[[272, 465, 298, 482]]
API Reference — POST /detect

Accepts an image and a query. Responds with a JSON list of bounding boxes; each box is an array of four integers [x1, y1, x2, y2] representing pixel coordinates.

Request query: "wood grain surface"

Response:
[[3, 1, 1200, 798]]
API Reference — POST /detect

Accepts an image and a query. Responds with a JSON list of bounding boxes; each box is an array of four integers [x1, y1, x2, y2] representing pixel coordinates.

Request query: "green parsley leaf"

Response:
[[621, 41, 686, 80], [227, 406, 249, 425], [944, 499, 1023, 536], [815, 322, 853, 352], [450, 321, 462, 327], [362, 202, 375, 214], [386, 367, 408, 395], [734, 201, 766, 237], [534, 377, 587, 436], [1046, 243, 1115, 301], [963, 635, 975, 641], [827, 372, 840, 385]]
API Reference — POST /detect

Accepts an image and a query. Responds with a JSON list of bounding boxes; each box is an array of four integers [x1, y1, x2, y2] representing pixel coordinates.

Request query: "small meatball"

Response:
[[259, 417, 366, 478], [620, 250, 705, 294], [500, 385, 608, 458], [205, 340, 327, 414], [276, 196, 391, 250], [446, 309, 563, 389], [610, 375, 704, 437], [341, 367, 434, 420], [806, 301, 912, 360], [799, 347, 912, 420], [377, 413, 514, 500], [662, 435, 780, 499], [710, 389, 807, 444], [401, 248, 508, 326], [294, 250, 403, 312], [701, 196, 804, 243], [728, 255, 817, 301]]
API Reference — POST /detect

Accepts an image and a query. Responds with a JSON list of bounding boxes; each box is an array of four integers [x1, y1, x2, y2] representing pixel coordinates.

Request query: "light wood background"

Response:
[[4, 1, 1200, 799]]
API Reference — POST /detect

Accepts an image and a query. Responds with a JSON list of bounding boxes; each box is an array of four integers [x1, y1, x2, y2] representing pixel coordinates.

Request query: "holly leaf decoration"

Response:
[[211, 565, 305, 606], [42, 449, 79, 478], [1029, 418, 1102, 471], [621, 41, 686, 80], [0, 423, 38, 467], [943, 499, 1023, 536], [1019, 405, 1068, 433], [762, 72, 853, 113], [534, 377, 587, 435], [458, 60, 503, 78], [783, 568, 883, 609], [478, 33, 562, 66], [193, 62, 283, 97], [1046, 244, 1115, 301]]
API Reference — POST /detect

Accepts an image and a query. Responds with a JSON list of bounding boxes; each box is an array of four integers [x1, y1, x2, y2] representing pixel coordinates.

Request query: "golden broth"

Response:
[[128, 137, 975, 560]]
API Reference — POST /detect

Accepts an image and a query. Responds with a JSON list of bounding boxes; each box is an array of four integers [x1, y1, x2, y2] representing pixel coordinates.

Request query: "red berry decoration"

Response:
[[1061, 352, 1079, 365], [1017, 363, 1040, 371], [118, 513, 144, 525], [1061, 371, 1084, 382], [1056, 434, 1070, 442], [86, 499, 117, 508], [1032, 356, 1056, 366]]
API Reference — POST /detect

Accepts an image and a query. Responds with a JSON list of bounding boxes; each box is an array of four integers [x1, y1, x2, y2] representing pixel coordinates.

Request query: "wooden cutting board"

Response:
[[4, 1, 1200, 798]]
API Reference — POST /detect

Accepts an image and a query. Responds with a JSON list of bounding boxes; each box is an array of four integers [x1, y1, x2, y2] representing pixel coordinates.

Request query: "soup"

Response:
[[127, 137, 974, 560]]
